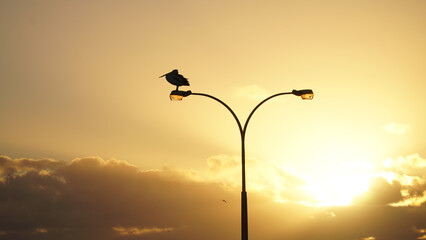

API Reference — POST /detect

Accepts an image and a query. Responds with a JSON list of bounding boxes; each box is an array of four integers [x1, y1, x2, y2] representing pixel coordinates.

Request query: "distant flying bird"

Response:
[[159, 69, 190, 90], [222, 199, 227, 204]]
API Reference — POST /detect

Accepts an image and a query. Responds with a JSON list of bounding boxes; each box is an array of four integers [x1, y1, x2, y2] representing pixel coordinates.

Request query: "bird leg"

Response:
[[176, 86, 179, 91]]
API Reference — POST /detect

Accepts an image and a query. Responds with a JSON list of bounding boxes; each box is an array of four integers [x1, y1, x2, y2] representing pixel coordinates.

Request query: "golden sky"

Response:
[[1, 0, 426, 239]]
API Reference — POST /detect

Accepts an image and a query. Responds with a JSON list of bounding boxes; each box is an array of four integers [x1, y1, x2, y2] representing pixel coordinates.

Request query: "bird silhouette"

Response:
[[159, 69, 190, 90], [222, 199, 227, 204]]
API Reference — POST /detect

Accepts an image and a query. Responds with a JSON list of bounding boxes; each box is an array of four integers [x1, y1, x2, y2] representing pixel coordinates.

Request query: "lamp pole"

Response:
[[169, 89, 313, 240]]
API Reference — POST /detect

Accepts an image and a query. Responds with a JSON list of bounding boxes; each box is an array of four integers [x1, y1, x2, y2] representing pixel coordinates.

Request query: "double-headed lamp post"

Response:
[[168, 88, 313, 240]]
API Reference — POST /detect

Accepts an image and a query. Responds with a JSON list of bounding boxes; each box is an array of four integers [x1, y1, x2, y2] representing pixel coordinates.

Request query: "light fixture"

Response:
[[292, 89, 314, 100], [164, 84, 314, 240], [169, 90, 192, 101]]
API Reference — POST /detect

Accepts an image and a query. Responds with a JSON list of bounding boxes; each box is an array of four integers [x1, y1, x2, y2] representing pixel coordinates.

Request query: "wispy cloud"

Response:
[[382, 154, 426, 175], [235, 84, 271, 100], [383, 123, 411, 135], [0, 156, 64, 182], [204, 155, 313, 204], [34, 228, 48, 233], [414, 227, 426, 234], [113, 226, 173, 236], [414, 227, 426, 239]]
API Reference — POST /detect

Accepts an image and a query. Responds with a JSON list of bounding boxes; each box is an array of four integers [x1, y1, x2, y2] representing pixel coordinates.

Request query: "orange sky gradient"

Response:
[[1, 0, 426, 239]]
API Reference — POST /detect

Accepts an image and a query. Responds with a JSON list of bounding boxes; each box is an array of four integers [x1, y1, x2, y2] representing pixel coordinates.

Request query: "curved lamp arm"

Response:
[[243, 92, 293, 138], [190, 92, 244, 138], [170, 89, 312, 142]]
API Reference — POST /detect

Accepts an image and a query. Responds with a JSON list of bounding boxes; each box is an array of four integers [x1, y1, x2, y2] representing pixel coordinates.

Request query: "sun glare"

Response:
[[307, 158, 373, 206], [298, 139, 376, 206], [306, 165, 372, 206]]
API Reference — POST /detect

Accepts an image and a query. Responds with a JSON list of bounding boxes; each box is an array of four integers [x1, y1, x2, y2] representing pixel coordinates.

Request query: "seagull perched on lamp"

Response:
[[159, 69, 190, 90]]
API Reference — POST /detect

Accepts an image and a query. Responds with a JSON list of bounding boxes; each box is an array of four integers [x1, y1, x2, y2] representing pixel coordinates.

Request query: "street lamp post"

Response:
[[168, 89, 314, 240]]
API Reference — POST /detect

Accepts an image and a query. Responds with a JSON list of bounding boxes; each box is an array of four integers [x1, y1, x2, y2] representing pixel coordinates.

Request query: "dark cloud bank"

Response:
[[0, 156, 425, 240]]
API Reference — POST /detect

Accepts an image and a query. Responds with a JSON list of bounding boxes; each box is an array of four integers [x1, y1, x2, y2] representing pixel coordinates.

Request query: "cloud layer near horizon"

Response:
[[0, 155, 425, 240], [0, 156, 241, 239]]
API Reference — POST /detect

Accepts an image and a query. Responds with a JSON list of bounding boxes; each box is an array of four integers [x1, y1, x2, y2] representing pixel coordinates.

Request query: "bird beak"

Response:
[[159, 74, 166, 78]]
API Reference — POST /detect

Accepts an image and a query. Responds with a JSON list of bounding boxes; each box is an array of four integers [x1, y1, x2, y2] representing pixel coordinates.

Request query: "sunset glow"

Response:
[[1, 0, 426, 239], [306, 164, 372, 206]]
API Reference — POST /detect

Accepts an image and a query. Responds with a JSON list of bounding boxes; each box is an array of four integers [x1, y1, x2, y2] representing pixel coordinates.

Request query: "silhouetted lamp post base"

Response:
[[162, 71, 313, 240]]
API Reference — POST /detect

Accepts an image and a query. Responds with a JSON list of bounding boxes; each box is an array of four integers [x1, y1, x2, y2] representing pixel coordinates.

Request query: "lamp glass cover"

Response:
[[170, 94, 183, 101], [301, 93, 314, 100]]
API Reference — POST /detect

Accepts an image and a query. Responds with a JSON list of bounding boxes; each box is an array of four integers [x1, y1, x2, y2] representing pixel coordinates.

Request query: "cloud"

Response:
[[112, 226, 173, 236], [414, 227, 426, 240], [204, 155, 314, 204], [382, 154, 426, 177], [353, 154, 426, 207], [235, 84, 270, 100], [1, 155, 426, 240], [288, 205, 426, 240], [383, 123, 411, 135], [379, 154, 426, 207], [34, 228, 48, 233], [352, 177, 403, 205], [0, 156, 240, 240], [0, 156, 64, 182]]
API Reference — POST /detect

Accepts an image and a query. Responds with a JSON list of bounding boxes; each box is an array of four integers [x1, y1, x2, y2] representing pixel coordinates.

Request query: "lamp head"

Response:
[[169, 90, 192, 101], [292, 89, 314, 100]]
